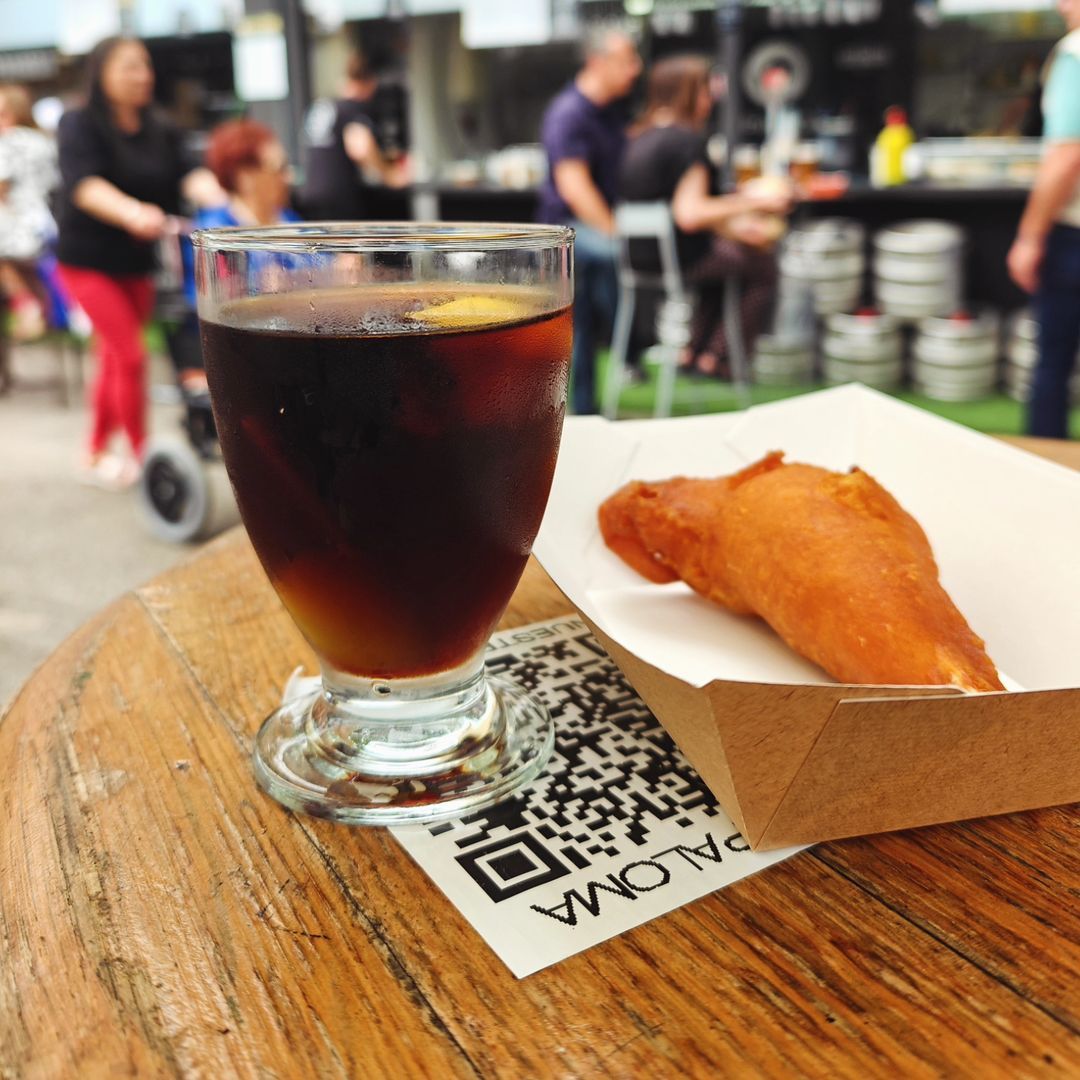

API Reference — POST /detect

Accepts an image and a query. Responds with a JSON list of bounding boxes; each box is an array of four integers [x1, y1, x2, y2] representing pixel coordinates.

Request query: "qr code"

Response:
[[425, 625, 721, 903]]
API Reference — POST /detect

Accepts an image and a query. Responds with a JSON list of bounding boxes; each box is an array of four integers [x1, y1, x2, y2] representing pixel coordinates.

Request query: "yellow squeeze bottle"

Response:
[[870, 106, 914, 188]]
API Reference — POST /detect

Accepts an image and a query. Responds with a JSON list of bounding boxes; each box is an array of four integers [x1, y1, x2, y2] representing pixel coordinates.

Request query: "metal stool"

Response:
[[605, 201, 751, 419]]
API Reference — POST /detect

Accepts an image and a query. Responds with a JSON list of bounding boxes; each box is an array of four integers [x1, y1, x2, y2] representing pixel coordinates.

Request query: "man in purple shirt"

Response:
[[539, 27, 642, 414]]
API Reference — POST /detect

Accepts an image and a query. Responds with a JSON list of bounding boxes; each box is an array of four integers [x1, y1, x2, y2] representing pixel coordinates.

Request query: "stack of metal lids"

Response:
[[1004, 309, 1080, 404], [654, 297, 693, 349], [912, 311, 1000, 402], [873, 220, 964, 321], [752, 333, 816, 385], [779, 218, 865, 316], [822, 310, 903, 390]]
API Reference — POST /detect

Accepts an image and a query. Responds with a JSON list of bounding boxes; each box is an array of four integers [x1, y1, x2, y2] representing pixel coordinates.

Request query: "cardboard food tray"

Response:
[[533, 385, 1080, 850]]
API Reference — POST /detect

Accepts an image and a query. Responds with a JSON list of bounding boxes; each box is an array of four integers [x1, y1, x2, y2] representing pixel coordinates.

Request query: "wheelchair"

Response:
[[137, 226, 238, 543]]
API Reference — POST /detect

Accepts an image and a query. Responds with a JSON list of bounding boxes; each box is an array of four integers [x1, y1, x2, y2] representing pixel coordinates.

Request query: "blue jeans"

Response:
[[1030, 224, 1080, 438], [570, 223, 617, 415]]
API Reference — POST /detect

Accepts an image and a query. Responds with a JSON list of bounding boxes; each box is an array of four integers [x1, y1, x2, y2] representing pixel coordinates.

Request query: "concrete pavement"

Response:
[[0, 340, 199, 708]]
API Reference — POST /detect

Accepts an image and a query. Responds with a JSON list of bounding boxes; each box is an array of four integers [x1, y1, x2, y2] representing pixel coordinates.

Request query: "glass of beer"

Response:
[[192, 223, 573, 824], [790, 142, 822, 187], [733, 145, 762, 186]]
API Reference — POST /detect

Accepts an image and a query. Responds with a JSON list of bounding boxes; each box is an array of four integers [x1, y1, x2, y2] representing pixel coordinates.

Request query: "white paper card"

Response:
[[58, 0, 121, 57], [461, 0, 551, 48], [233, 32, 289, 103], [390, 617, 802, 978]]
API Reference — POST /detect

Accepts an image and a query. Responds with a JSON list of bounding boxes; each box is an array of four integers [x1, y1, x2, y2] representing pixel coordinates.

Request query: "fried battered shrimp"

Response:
[[598, 453, 1003, 692]]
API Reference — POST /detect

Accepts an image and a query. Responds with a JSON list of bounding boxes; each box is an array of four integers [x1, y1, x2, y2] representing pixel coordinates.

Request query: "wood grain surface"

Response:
[[2, 437, 1080, 1078]]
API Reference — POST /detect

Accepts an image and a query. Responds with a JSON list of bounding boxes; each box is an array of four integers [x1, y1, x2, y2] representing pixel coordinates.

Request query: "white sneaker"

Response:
[[77, 452, 141, 492]]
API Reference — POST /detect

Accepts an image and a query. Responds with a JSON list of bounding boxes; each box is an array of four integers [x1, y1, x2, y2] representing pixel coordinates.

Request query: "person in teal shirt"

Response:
[[1008, 0, 1080, 438]]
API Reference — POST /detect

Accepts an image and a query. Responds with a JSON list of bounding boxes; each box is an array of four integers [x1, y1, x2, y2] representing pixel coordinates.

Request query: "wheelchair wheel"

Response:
[[138, 437, 237, 543]]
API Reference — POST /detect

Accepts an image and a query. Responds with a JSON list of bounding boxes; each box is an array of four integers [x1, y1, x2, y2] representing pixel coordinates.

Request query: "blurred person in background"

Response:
[[1008, 0, 1080, 439], [171, 119, 301, 394], [538, 26, 642, 415], [200, 119, 298, 233], [300, 50, 409, 221], [0, 83, 58, 393], [619, 56, 791, 379], [31, 95, 65, 136], [55, 36, 215, 489]]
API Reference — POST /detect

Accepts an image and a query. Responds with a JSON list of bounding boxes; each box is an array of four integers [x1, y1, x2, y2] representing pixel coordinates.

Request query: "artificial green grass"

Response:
[[145, 321, 167, 357], [139, 323, 1078, 439], [599, 351, 1080, 439]]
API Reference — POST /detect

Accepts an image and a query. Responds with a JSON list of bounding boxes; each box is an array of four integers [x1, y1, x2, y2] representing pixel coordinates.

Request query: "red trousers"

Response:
[[57, 265, 155, 458]]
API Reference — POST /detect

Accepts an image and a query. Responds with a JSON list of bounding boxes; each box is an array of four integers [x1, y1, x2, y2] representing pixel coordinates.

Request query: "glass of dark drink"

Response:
[[192, 223, 573, 824]]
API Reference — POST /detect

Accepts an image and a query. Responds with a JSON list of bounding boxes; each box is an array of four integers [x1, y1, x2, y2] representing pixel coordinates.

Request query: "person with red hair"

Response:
[[172, 120, 299, 392], [198, 118, 297, 231]]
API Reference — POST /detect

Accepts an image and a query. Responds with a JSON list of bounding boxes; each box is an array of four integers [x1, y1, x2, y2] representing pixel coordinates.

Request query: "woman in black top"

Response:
[[56, 36, 206, 488], [619, 56, 791, 378]]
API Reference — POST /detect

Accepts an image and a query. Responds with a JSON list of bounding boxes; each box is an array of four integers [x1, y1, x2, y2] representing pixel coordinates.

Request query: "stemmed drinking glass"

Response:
[[192, 223, 573, 824]]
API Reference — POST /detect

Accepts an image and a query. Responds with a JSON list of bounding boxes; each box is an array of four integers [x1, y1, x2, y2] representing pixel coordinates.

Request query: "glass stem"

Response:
[[308, 655, 500, 776]]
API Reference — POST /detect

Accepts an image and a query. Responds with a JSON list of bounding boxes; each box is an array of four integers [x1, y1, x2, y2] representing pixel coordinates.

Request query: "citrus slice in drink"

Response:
[[405, 295, 532, 329]]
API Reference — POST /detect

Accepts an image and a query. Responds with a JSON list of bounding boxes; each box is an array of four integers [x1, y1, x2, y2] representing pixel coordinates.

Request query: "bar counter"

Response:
[[366, 178, 1030, 311]]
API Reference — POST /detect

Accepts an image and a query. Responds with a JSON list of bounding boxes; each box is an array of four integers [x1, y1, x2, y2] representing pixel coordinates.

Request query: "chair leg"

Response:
[[0, 333, 11, 397], [656, 343, 677, 418], [73, 338, 85, 397], [56, 337, 72, 407], [723, 276, 753, 410], [603, 287, 636, 420], [56, 335, 88, 408]]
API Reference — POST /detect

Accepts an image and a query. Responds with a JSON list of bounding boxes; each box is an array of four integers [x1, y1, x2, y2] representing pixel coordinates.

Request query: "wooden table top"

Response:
[[3, 435, 1080, 1077]]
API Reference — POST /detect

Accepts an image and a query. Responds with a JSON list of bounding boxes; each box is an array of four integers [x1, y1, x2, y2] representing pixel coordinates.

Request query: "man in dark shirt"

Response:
[[538, 27, 641, 414], [301, 51, 407, 220]]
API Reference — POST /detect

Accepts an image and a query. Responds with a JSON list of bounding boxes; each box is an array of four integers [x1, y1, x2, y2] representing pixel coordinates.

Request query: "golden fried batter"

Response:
[[598, 453, 1003, 692]]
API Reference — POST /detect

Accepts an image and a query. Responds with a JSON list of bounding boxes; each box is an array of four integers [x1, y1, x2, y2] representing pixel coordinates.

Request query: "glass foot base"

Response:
[[253, 674, 553, 825]]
